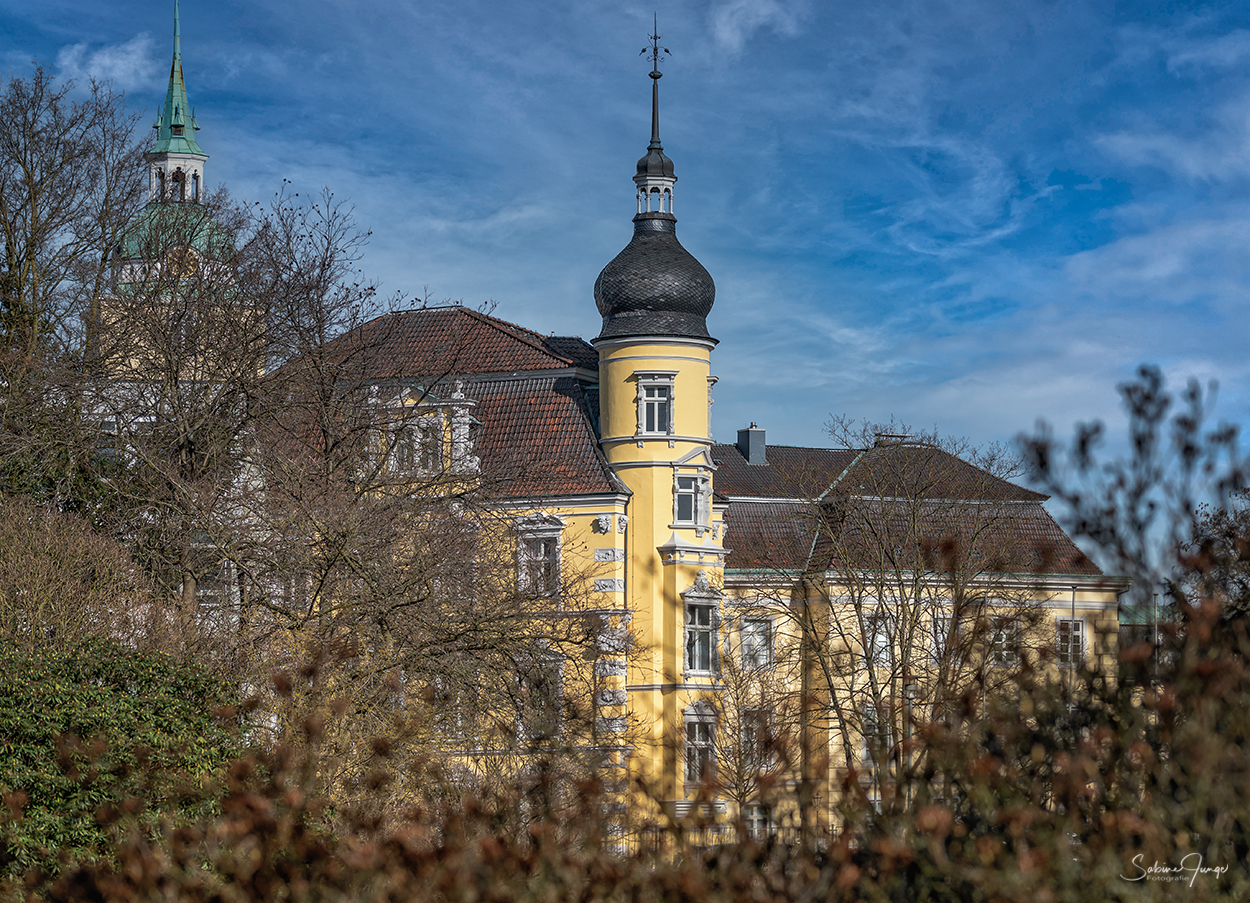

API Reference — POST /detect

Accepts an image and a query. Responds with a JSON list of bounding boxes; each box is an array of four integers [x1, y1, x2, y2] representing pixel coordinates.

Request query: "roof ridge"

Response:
[[373, 305, 582, 370], [710, 442, 856, 453], [850, 443, 1047, 502], [455, 307, 579, 368]]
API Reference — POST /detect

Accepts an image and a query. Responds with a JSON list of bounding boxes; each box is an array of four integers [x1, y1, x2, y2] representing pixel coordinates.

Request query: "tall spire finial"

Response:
[[641, 14, 671, 150], [148, 0, 207, 201]]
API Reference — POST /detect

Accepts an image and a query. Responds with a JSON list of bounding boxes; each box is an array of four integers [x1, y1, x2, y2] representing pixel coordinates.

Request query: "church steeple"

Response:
[[147, 1, 207, 202]]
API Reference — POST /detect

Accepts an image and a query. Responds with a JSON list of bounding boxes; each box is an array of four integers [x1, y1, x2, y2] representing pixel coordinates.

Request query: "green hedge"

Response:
[[0, 638, 239, 883]]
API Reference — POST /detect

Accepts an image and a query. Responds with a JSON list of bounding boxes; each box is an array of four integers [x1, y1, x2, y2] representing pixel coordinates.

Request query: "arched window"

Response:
[[191, 172, 200, 202], [172, 169, 186, 201]]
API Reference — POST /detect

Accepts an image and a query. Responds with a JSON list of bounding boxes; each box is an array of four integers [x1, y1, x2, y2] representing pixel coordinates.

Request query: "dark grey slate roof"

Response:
[[593, 213, 716, 343]]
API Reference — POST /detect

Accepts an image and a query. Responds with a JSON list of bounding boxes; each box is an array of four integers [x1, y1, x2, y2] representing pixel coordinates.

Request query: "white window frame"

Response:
[[864, 609, 892, 668], [929, 611, 952, 666], [432, 675, 479, 746], [685, 709, 717, 784], [741, 706, 775, 771], [743, 803, 771, 841], [636, 372, 677, 436], [515, 657, 564, 745], [686, 601, 716, 673], [989, 615, 1022, 668], [862, 701, 888, 767], [740, 617, 773, 669], [672, 467, 712, 530], [1057, 616, 1086, 668], [515, 515, 566, 599], [390, 413, 444, 475]]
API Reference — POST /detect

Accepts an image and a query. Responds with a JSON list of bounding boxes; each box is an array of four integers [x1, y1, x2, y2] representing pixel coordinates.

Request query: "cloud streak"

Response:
[[55, 33, 158, 93], [2, 0, 1246, 460]]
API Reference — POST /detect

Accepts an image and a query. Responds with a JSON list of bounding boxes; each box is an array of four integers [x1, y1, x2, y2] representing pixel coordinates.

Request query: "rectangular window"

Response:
[[519, 536, 560, 596], [742, 707, 774, 770], [686, 602, 714, 672], [744, 803, 771, 841], [636, 373, 677, 436], [676, 476, 697, 522], [432, 676, 479, 745], [929, 612, 951, 666], [865, 610, 891, 667], [673, 471, 711, 528], [685, 716, 716, 783], [862, 702, 883, 766], [989, 616, 1022, 667], [741, 617, 773, 669], [644, 384, 671, 433], [392, 416, 443, 474], [1057, 617, 1085, 667], [516, 659, 562, 744]]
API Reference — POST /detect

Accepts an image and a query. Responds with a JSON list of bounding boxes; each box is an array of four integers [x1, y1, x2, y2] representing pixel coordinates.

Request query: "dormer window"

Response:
[[636, 372, 676, 437], [390, 415, 444, 475]]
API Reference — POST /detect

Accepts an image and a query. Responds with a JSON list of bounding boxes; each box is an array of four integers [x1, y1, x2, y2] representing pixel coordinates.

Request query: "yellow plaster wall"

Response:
[[596, 336, 730, 805]]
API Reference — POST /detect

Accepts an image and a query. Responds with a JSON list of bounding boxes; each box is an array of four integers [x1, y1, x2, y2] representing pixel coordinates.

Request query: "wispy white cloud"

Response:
[[1164, 28, 1250, 73], [1063, 214, 1250, 311], [709, 0, 809, 53], [1096, 94, 1250, 183], [55, 33, 159, 93]]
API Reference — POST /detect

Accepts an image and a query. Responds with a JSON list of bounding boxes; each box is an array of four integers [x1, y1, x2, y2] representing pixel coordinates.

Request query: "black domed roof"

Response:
[[594, 212, 716, 343], [637, 145, 674, 180]]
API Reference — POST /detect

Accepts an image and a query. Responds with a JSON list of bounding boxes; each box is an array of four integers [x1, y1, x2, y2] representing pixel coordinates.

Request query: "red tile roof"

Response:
[[268, 307, 612, 501], [471, 376, 620, 498], [717, 441, 1097, 577], [320, 306, 598, 380]]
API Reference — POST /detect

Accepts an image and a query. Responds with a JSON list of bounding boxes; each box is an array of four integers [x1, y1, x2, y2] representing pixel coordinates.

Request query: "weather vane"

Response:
[[641, 13, 671, 79]]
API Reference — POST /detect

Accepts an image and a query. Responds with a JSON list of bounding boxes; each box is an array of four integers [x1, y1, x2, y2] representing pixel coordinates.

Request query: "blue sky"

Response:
[[5, 0, 1249, 454]]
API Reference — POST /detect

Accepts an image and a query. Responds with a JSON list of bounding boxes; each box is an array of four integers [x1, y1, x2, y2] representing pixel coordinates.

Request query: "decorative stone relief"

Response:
[[596, 627, 628, 653], [594, 578, 626, 593], [617, 515, 629, 533], [448, 379, 480, 474], [593, 514, 612, 533], [594, 659, 627, 677], [594, 548, 625, 562], [514, 513, 567, 533], [595, 688, 627, 707]]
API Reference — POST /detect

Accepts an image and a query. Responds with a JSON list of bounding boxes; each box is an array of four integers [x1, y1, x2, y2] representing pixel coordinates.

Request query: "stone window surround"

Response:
[[740, 616, 774, 670], [684, 701, 717, 786], [514, 514, 566, 599], [682, 570, 723, 678], [671, 465, 712, 535], [634, 371, 678, 445]]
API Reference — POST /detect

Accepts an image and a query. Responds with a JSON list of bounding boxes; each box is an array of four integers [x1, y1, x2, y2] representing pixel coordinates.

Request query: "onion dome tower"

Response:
[[593, 31, 716, 344], [593, 22, 728, 815]]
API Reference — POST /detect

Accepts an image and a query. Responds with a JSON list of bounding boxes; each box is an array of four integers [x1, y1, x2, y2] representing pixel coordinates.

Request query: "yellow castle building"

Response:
[[307, 51, 1127, 834], [108, 7, 1128, 839]]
